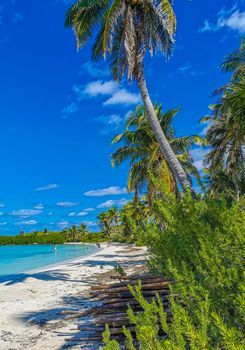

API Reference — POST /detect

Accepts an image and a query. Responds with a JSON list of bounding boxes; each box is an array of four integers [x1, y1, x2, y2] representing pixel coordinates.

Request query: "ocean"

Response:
[[0, 244, 97, 276]]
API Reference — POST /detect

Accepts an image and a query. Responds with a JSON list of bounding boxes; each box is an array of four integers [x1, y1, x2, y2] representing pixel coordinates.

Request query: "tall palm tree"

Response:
[[65, 0, 193, 192], [112, 104, 205, 201], [202, 39, 245, 197]]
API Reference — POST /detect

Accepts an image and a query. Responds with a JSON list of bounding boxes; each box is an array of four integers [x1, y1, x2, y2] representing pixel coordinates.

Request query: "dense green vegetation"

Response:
[[63, 1, 245, 348], [0, 231, 67, 245], [103, 192, 245, 349], [0, 225, 106, 245]]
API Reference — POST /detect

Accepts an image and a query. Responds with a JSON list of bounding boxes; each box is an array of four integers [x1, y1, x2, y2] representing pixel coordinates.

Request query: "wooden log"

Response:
[[93, 301, 171, 315], [109, 274, 164, 280], [65, 334, 124, 342], [90, 277, 172, 291], [63, 300, 171, 320], [102, 293, 177, 305], [89, 281, 171, 296], [94, 315, 172, 326], [89, 289, 171, 302], [78, 325, 135, 333]]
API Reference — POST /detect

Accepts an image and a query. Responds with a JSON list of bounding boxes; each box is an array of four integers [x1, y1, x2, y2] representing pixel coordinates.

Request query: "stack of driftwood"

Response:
[[62, 274, 173, 346]]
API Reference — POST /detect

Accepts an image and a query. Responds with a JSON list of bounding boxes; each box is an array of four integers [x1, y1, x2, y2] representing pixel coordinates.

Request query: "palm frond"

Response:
[[102, 0, 125, 54], [159, 0, 176, 36], [65, 0, 109, 49]]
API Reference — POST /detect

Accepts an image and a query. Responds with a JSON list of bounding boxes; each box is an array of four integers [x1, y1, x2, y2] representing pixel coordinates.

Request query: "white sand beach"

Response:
[[0, 243, 147, 350]]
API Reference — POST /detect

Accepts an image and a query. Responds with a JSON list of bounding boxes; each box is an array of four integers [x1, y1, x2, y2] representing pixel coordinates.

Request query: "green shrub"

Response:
[[104, 282, 244, 349], [103, 194, 245, 349]]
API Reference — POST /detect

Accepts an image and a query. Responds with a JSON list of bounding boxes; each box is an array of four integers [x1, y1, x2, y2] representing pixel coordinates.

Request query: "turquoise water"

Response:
[[0, 244, 97, 276]]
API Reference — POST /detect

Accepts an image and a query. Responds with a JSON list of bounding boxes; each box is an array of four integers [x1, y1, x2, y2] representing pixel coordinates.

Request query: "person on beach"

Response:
[[54, 245, 57, 252]]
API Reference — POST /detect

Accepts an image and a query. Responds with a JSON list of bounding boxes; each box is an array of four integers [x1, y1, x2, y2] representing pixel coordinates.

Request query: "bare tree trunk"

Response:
[[137, 68, 193, 193]]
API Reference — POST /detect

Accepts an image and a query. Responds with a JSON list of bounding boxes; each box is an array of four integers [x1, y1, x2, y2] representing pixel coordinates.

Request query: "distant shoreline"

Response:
[[0, 243, 100, 277]]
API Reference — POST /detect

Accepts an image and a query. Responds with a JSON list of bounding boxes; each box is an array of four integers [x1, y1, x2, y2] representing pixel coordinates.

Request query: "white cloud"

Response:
[[96, 114, 123, 134], [34, 203, 44, 210], [178, 64, 205, 77], [97, 198, 129, 209], [0, 222, 7, 226], [57, 220, 69, 228], [68, 211, 88, 217], [179, 64, 193, 73], [79, 62, 110, 78], [62, 102, 79, 119], [0, 202, 5, 208], [83, 80, 118, 97], [62, 79, 140, 119], [10, 209, 42, 218], [198, 20, 214, 33], [57, 201, 80, 208], [83, 80, 140, 106], [48, 212, 53, 216], [103, 90, 140, 106], [219, 11, 245, 33], [190, 148, 209, 171], [77, 211, 88, 217], [199, 6, 245, 34], [17, 220, 38, 226], [85, 186, 128, 197], [0, 212, 3, 216], [83, 220, 98, 227], [84, 208, 95, 212], [35, 184, 59, 191]]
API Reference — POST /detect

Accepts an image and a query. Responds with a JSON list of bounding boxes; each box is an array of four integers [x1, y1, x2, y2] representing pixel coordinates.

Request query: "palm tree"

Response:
[[221, 38, 245, 82], [97, 207, 118, 236], [65, 225, 80, 242], [203, 169, 245, 202], [112, 104, 204, 201], [202, 39, 245, 198], [118, 199, 149, 238], [65, 0, 193, 192]]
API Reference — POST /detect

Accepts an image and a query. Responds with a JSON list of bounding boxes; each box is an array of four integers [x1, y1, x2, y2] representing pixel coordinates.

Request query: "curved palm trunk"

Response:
[[137, 69, 193, 193]]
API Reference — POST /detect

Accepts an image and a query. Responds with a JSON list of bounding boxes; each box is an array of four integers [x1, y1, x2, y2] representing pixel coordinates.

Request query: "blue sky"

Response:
[[0, 0, 244, 235]]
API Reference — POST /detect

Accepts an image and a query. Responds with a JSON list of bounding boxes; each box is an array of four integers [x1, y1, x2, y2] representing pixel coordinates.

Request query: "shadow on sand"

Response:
[[2, 249, 146, 349], [0, 270, 83, 286]]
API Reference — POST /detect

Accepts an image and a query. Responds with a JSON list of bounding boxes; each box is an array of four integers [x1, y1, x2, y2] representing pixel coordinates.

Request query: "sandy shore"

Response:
[[0, 243, 147, 350]]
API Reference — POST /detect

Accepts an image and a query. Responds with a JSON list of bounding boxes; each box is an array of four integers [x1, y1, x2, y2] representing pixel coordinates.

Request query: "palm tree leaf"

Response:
[[159, 0, 176, 35], [103, 0, 125, 54], [65, 0, 109, 49], [200, 115, 212, 123], [111, 133, 124, 144]]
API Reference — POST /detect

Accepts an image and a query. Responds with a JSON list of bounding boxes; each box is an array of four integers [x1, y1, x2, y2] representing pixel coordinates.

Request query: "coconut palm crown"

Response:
[[65, 0, 175, 82], [65, 0, 195, 193], [112, 104, 205, 201]]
